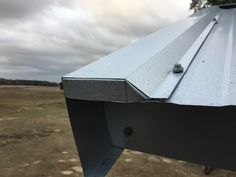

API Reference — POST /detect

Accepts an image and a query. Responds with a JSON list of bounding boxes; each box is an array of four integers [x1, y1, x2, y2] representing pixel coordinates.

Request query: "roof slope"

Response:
[[170, 7, 236, 106], [63, 5, 236, 107]]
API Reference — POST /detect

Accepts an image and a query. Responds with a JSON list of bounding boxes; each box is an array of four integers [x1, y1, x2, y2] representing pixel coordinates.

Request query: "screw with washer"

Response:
[[172, 63, 184, 73]]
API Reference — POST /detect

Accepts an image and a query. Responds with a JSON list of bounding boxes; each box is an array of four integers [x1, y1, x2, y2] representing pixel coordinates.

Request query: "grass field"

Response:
[[0, 86, 236, 177]]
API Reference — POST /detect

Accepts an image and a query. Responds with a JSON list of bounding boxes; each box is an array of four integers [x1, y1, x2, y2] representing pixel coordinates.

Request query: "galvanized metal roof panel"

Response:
[[126, 10, 219, 98], [64, 10, 212, 79], [63, 6, 236, 106], [170, 8, 236, 106]]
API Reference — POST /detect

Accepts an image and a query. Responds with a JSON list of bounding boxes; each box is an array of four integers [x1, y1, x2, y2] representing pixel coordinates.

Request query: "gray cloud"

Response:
[[0, 0, 54, 19], [0, 0, 191, 82]]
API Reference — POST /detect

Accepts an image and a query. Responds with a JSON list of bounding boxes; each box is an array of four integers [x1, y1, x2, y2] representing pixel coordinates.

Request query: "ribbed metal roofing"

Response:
[[63, 5, 236, 107]]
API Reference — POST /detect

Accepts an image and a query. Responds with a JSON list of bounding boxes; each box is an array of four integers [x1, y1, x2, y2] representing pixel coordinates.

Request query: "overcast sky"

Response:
[[0, 0, 191, 82]]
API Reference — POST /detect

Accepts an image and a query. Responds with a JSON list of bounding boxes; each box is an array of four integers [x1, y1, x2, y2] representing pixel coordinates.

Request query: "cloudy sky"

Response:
[[0, 0, 191, 82]]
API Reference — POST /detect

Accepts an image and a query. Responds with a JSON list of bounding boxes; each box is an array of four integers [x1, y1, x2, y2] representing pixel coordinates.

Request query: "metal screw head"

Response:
[[124, 127, 133, 137], [172, 63, 184, 73]]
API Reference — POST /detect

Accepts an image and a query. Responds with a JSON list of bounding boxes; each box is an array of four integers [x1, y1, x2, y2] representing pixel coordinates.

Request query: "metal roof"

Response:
[[63, 5, 236, 107], [64, 5, 236, 177]]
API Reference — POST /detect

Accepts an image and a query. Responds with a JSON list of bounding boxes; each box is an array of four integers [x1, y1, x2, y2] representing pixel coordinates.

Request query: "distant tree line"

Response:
[[191, 0, 236, 10], [0, 78, 59, 87]]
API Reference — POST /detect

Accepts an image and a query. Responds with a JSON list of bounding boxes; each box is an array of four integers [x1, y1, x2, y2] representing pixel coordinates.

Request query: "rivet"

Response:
[[124, 127, 133, 137], [172, 63, 184, 73]]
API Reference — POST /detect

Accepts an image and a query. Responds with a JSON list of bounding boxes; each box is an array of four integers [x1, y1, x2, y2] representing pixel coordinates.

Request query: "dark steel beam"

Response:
[[66, 99, 236, 177]]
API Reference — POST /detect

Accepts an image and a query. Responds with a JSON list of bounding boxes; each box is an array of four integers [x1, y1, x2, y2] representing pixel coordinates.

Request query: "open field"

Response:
[[0, 86, 236, 177]]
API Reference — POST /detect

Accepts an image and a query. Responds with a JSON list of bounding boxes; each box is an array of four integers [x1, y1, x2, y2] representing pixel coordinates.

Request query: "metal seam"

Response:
[[151, 12, 222, 101]]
